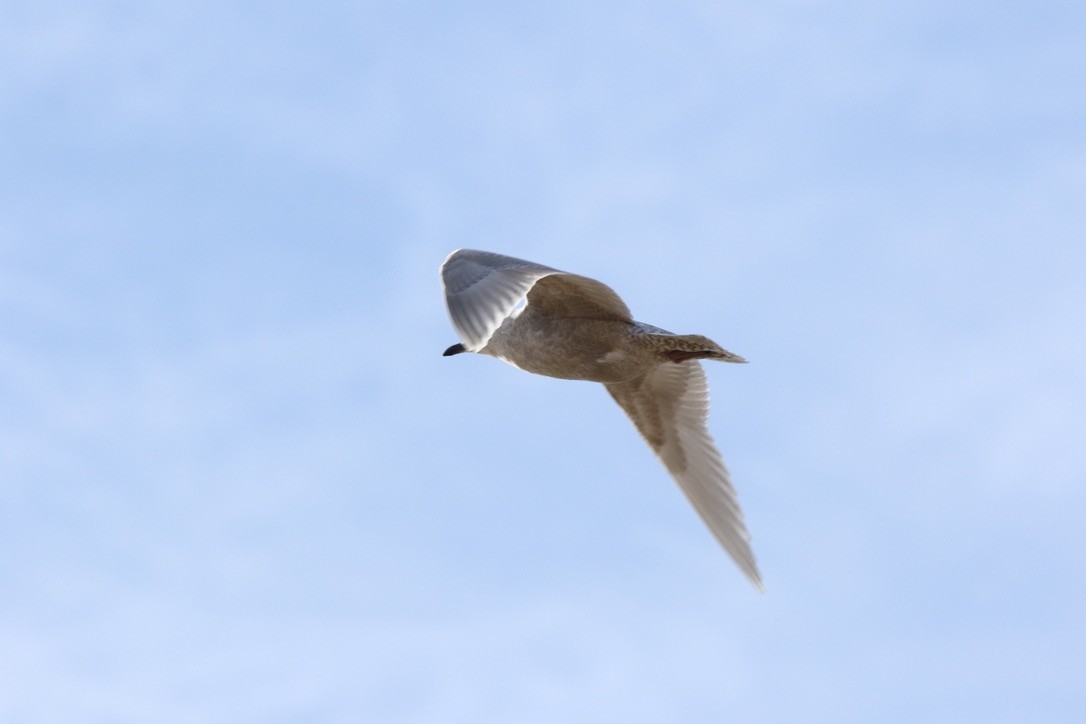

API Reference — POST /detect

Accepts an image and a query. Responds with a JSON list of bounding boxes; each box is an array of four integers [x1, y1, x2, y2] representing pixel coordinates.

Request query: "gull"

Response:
[[440, 249, 762, 589]]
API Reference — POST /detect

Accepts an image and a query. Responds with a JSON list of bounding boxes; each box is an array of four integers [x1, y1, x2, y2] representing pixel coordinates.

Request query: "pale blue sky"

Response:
[[2, 1, 1084, 722]]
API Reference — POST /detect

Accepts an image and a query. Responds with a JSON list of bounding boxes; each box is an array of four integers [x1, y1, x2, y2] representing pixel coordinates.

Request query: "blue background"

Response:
[[3, 1, 1084, 721]]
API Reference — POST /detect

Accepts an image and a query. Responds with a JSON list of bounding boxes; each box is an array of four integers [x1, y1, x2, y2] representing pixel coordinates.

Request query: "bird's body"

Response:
[[487, 315, 678, 383], [440, 249, 762, 588], [487, 314, 637, 382]]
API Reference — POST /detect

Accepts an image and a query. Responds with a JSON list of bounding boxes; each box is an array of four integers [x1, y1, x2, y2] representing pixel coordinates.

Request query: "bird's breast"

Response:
[[483, 316, 653, 383]]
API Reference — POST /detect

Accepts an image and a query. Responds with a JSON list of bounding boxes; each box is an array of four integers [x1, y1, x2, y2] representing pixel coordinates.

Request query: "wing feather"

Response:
[[606, 362, 762, 588], [441, 249, 631, 351]]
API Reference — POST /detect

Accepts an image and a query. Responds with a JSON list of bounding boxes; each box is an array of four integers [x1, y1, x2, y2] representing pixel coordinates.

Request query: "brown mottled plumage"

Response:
[[440, 249, 762, 589]]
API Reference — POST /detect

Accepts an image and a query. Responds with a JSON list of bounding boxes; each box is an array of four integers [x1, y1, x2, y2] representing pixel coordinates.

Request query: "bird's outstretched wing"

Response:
[[606, 361, 763, 588], [441, 249, 631, 352]]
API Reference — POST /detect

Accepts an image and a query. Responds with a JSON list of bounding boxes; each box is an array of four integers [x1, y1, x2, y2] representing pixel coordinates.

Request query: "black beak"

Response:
[[443, 343, 466, 356]]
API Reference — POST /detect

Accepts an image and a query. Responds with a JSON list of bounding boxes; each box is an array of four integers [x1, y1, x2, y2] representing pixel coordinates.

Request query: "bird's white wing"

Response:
[[441, 249, 631, 352], [606, 361, 763, 588]]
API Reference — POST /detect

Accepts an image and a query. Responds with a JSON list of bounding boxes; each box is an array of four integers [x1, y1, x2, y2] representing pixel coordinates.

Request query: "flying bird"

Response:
[[440, 249, 762, 589]]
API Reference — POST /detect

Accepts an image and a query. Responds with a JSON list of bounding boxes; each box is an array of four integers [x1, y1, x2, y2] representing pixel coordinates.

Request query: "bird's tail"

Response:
[[645, 333, 747, 364]]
